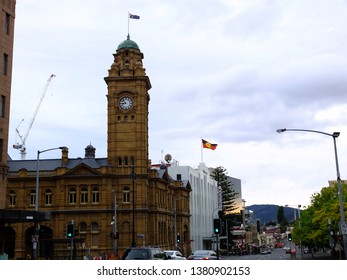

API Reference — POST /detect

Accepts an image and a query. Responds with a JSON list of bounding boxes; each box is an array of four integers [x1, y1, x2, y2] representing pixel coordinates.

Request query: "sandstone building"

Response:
[[5, 34, 191, 259]]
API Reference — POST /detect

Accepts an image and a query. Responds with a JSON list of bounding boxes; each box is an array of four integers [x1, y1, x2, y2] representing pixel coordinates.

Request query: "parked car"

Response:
[[187, 250, 219, 260], [121, 247, 168, 260], [164, 250, 186, 260]]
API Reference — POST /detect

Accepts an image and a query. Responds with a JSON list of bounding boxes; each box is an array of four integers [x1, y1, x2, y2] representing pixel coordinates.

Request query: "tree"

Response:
[[210, 166, 238, 217], [291, 182, 347, 255]]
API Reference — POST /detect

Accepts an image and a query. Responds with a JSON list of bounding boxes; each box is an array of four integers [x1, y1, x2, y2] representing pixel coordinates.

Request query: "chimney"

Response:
[[61, 147, 69, 165]]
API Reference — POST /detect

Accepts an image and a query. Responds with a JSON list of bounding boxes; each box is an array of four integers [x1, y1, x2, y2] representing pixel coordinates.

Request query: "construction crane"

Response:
[[13, 74, 56, 159]]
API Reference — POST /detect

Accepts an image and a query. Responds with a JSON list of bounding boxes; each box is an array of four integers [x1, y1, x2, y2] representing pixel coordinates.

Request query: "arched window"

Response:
[[45, 189, 52, 205], [30, 190, 36, 206], [80, 187, 88, 204], [92, 186, 99, 204], [123, 186, 130, 203], [69, 187, 76, 204], [9, 190, 16, 206]]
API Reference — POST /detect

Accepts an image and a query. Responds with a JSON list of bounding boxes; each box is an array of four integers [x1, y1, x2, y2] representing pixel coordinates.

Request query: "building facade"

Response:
[[0, 0, 16, 208], [166, 162, 218, 252], [5, 35, 191, 259]]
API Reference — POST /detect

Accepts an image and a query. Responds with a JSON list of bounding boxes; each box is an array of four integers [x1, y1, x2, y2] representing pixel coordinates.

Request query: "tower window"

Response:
[[1, 95, 5, 117], [5, 13, 10, 35], [124, 115, 128, 121], [124, 157, 128, 166], [117, 116, 121, 121], [3, 53, 8, 76]]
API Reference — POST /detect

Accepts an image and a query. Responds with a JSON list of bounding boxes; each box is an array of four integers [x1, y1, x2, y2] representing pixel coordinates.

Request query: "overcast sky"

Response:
[[8, 0, 347, 207]]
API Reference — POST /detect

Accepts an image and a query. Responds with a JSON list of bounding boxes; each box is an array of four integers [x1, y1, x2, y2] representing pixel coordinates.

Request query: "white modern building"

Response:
[[167, 161, 219, 252]]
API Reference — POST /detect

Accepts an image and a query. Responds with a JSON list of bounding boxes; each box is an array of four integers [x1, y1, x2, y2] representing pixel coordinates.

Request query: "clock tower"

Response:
[[104, 35, 151, 173]]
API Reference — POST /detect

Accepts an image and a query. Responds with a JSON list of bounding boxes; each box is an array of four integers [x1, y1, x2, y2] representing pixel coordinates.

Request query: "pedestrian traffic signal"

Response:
[[213, 218, 221, 234], [66, 223, 75, 239], [288, 233, 292, 241]]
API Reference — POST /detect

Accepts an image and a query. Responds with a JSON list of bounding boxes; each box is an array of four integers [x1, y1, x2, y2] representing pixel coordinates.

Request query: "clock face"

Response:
[[119, 97, 133, 110]]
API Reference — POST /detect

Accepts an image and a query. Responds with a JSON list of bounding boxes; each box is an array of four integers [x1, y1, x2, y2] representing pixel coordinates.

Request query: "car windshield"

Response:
[[123, 249, 149, 260], [194, 250, 210, 255], [165, 252, 174, 256]]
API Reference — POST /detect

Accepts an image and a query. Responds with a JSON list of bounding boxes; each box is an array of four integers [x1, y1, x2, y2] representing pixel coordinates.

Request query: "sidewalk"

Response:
[[295, 251, 332, 260]]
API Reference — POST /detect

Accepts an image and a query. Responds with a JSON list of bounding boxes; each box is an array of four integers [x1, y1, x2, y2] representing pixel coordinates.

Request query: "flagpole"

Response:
[[201, 138, 203, 163], [127, 12, 129, 35]]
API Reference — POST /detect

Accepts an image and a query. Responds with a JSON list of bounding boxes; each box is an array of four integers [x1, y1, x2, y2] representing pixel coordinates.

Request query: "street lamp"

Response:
[[34, 146, 67, 259], [35, 146, 67, 211], [277, 128, 347, 259]]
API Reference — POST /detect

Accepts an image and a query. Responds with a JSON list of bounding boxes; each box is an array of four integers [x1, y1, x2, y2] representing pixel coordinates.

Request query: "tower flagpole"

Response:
[[127, 12, 130, 35]]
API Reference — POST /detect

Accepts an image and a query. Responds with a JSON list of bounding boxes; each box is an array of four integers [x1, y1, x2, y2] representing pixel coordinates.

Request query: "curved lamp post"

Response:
[[34, 146, 67, 259], [277, 128, 347, 259], [35, 146, 67, 211]]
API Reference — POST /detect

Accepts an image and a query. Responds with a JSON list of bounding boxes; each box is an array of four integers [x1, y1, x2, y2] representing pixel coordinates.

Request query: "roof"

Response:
[[8, 157, 109, 172], [117, 34, 140, 50]]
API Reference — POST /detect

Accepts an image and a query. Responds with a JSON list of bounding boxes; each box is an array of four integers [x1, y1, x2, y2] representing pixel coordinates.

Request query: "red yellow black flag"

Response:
[[202, 139, 217, 150]]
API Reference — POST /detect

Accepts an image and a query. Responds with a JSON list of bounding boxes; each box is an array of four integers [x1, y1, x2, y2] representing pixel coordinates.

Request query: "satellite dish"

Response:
[[164, 154, 172, 163]]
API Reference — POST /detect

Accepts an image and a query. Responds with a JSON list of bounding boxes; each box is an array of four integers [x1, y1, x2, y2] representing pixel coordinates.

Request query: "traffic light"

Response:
[[213, 218, 221, 234], [66, 223, 75, 239], [288, 233, 292, 241], [177, 234, 181, 243]]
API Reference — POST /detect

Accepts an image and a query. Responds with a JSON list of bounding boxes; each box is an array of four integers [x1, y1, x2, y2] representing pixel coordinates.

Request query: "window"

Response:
[[30, 190, 36, 206], [177, 174, 182, 180], [124, 157, 128, 166], [69, 187, 76, 204], [118, 157, 122, 166], [9, 190, 16, 206], [3, 53, 8, 76], [0, 95, 5, 117], [5, 13, 10, 35], [45, 189, 52, 205], [92, 187, 99, 204], [123, 186, 130, 203], [130, 156, 135, 166], [78, 222, 87, 234], [80, 187, 88, 204]]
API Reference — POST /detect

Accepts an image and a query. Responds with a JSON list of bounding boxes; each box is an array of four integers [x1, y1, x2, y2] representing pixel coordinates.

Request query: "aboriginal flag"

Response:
[[202, 139, 217, 150]]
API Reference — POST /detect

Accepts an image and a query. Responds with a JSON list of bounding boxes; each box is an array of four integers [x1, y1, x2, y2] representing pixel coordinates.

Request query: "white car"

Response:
[[164, 250, 186, 260]]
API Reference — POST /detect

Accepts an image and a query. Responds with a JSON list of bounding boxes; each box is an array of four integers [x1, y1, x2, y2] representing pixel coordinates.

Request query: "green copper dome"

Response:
[[117, 35, 140, 50]]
